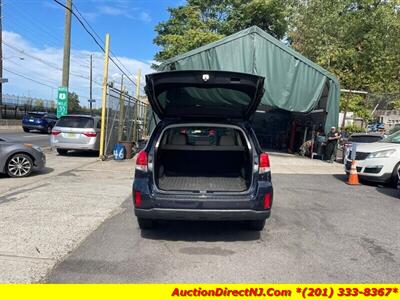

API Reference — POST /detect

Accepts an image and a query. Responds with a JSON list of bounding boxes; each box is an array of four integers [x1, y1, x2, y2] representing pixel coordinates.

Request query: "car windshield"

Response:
[[56, 116, 94, 128], [380, 131, 400, 143], [349, 135, 382, 143]]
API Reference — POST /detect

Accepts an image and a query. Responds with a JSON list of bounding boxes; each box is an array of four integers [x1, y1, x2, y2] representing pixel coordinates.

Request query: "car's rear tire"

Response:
[[6, 153, 33, 178], [23, 127, 30, 133], [246, 219, 266, 231], [137, 218, 155, 230], [57, 149, 69, 155], [45, 126, 52, 134]]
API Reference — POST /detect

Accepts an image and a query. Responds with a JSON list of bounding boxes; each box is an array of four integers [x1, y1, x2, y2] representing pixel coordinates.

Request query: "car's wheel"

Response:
[[23, 127, 30, 133], [57, 149, 69, 155], [246, 219, 266, 231], [46, 126, 52, 134], [137, 218, 155, 230], [6, 153, 33, 178], [389, 162, 400, 187]]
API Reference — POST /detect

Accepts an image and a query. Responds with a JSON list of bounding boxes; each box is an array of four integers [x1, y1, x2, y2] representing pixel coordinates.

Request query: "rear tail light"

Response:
[[136, 150, 148, 172], [263, 193, 271, 209], [83, 132, 97, 137], [134, 191, 142, 207], [51, 130, 61, 136], [259, 152, 271, 174]]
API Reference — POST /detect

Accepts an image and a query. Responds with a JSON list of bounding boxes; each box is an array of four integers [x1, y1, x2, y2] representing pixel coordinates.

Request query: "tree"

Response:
[[153, 0, 289, 64], [33, 100, 44, 110], [223, 0, 288, 38], [68, 92, 81, 113], [288, 0, 400, 122]]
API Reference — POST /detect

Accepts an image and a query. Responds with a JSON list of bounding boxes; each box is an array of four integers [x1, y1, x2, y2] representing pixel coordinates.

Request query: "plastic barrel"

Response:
[[113, 143, 125, 160]]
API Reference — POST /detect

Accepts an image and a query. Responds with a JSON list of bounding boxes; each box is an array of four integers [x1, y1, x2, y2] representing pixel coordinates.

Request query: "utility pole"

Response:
[[89, 54, 93, 114], [61, 0, 72, 88], [118, 74, 124, 141], [99, 33, 110, 160]]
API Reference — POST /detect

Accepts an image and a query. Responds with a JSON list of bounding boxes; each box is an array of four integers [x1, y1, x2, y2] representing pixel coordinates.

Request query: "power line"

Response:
[[71, 2, 137, 83], [52, 0, 137, 87], [5, 0, 71, 47], [2, 41, 104, 87], [5, 66, 93, 101], [4, 67, 57, 89]]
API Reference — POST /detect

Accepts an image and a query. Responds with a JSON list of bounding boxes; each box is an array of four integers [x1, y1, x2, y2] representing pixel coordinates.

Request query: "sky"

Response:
[[2, 0, 181, 108]]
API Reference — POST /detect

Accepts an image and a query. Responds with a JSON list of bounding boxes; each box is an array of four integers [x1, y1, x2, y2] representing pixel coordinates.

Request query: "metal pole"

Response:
[[61, 0, 72, 88], [133, 68, 141, 143], [89, 54, 93, 114], [118, 75, 124, 141], [99, 33, 110, 159]]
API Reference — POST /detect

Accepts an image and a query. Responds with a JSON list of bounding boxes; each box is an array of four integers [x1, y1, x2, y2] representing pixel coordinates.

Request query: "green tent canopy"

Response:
[[159, 26, 340, 133]]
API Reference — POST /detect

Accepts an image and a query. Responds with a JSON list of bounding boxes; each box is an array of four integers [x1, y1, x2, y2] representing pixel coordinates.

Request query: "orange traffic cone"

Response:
[[347, 160, 360, 185]]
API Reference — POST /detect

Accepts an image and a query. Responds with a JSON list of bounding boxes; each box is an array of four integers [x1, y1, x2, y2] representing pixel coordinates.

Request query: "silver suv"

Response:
[[51, 115, 101, 155]]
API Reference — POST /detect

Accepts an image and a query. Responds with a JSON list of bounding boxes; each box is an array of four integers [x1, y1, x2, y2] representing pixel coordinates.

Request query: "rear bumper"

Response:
[[23, 124, 46, 130], [51, 142, 99, 151], [135, 208, 270, 221]]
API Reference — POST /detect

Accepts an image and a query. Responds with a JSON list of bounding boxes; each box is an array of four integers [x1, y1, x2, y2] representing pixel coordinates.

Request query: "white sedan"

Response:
[[344, 131, 400, 185]]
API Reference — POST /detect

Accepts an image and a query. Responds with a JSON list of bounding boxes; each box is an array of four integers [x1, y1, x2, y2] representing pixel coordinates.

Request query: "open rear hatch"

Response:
[[145, 70, 265, 120]]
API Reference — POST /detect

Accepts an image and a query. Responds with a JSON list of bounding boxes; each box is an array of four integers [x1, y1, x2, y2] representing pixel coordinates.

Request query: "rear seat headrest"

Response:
[[170, 134, 187, 145], [219, 135, 235, 146]]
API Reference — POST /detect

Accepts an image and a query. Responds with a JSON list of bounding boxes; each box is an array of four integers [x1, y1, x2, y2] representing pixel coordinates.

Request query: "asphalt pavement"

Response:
[[0, 130, 51, 148], [46, 173, 400, 283]]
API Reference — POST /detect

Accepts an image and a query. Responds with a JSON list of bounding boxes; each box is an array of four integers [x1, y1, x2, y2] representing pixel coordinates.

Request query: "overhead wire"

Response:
[[4, 67, 58, 89], [52, 0, 138, 88], [71, 2, 138, 84], [2, 41, 104, 87]]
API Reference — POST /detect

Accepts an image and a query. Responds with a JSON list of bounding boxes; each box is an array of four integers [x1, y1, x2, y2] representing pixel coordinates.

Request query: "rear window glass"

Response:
[[158, 87, 251, 114], [57, 116, 94, 128], [349, 135, 382, 143], [163, 126, 243, 147], [27, 113, 45, 118]]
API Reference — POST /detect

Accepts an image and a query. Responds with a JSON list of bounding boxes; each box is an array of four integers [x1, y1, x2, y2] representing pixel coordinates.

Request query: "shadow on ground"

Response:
[[57, 150, 99, 157], [332, 173, 399, 198], [0, 167, 54, 178], [140, 220, 260, 242], [375, 185, 400, 198]]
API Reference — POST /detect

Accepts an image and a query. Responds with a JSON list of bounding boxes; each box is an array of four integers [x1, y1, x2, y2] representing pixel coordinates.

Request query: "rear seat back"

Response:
[[170, 134, 187, 145], [219, 135, 236, 146]]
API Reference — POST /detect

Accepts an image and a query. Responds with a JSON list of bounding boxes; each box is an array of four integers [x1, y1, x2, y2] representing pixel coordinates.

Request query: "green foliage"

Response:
[[290, 0, 400, 91], [340, 93, 372, 122], [33, 100, 44, 109], [68, 92, 81, 113], [289, 0, 400, 124], [344, 124, 365, 135], [153, 0, 290, 64]]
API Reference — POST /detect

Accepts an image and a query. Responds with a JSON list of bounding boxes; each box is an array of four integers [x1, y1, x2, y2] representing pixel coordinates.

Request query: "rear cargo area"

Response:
[[154, 126, 252, 192]]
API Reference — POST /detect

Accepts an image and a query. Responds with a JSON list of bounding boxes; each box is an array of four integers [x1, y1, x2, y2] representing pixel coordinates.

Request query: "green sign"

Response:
[[57, 87, 68, 118]]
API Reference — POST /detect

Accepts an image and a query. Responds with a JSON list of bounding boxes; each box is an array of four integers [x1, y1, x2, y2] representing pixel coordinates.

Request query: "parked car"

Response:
[[0, 137, 46, 177], [133, 70, 273, 231], [342, 133, 384, 162], [22, 112, 58, 134], [344, 130, 400, 185], [50, 115, 101, 155]]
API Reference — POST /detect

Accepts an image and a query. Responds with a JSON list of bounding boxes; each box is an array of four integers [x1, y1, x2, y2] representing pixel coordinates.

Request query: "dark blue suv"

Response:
[[22, 112, 58, 134], [133, 70, 273, 231]]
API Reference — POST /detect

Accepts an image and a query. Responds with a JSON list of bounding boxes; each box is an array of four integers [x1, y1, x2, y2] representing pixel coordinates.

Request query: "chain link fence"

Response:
[[103, 86, 152, 157], [0, 94, 56, 119]]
